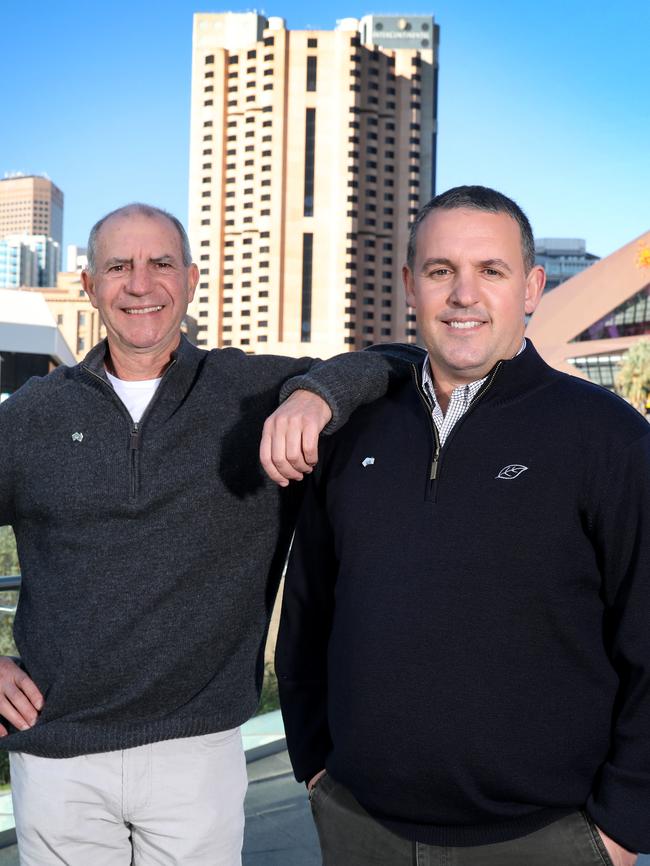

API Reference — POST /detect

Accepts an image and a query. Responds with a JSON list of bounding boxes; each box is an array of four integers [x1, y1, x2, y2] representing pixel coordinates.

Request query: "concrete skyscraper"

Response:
[[188, 12, 438, 355], [0, 175, 63, 248], [0, 174, 64, 287]]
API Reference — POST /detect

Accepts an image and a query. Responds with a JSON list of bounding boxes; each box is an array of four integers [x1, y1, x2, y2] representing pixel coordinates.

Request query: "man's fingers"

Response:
[[284, 420, 313, 475], [260, 419, 291, 487], [270, 421, 306, 482], [0, 723, 7, 737], [0, 688, 38, 730], [301, 419, 320, 467], [0, 659, 43, 731], [15, 671, 44, 710], [260, 390, 331, 485]]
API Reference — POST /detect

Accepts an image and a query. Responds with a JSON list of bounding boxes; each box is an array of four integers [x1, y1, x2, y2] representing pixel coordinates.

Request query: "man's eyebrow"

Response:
[[150, 255, 176, 264], [103, 257, 132, 269], [420, 257, 454, 272], [479, 258, 513, 274]]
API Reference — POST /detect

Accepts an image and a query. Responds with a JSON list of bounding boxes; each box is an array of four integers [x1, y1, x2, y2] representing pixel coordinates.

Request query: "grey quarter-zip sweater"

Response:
[[0, 335, 415, 757]]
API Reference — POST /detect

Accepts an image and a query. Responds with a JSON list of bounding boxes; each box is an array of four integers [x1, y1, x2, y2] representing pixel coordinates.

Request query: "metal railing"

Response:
[[0, 577, 20, 614]]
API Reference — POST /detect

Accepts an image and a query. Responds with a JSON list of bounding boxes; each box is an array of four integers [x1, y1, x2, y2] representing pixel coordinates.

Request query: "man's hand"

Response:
[[597, 826, 637, 866], [307, 769, 327, 792], [0, 657, 43, 735], [260, 390, 332, 487]]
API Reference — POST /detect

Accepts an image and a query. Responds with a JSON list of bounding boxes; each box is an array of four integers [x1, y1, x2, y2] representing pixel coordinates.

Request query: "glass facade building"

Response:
[[535, 238, 599, 291]]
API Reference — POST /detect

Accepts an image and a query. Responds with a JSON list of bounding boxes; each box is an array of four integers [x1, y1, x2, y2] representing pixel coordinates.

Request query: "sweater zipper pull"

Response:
[[430, 445, 440, 480]]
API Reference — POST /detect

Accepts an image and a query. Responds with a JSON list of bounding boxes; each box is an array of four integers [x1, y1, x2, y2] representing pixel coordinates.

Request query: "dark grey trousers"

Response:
[[309, 773, 615, 866]]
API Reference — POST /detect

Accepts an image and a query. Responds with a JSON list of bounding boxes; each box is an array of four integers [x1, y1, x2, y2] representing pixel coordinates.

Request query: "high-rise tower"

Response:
[[188, 12, 438, 355]]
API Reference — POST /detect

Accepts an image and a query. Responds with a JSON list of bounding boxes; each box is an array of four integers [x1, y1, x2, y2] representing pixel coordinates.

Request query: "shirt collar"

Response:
[[421, 338, 527, 410]]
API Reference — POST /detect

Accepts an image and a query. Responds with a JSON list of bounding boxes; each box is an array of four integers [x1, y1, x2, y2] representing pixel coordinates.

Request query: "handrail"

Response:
[[0, 576, 21, 590]]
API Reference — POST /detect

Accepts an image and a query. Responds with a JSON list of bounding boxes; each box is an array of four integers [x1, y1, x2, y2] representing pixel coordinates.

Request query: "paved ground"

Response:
[[244, 750, 320, 865]]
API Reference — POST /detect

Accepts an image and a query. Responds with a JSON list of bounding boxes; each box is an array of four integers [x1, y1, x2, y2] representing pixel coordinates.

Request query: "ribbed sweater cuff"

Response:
[[587, 765, 650, 853]]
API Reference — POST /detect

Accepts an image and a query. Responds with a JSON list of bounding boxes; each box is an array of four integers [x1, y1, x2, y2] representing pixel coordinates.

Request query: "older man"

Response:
[[0, 203, 412, 865], [277, 186, 649, 866]]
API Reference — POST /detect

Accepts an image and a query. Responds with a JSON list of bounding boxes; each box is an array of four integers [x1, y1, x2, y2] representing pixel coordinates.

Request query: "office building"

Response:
[[0, 234, 60, 288], [0, 289, 75, 400], [0, 175, 63, 248], [188, 11, 439, 355], [534, 238, 599, 291], [66, 244, 88, 272], [527, 231, 650, 389]]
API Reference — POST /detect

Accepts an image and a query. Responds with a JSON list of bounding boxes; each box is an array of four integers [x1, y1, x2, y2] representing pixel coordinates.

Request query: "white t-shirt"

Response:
[[106, 370, 161, 424]]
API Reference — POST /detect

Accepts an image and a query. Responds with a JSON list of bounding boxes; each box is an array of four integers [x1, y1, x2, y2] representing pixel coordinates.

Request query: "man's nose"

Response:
[[125, 265, 153, 295], [448, 272, 480, 307]]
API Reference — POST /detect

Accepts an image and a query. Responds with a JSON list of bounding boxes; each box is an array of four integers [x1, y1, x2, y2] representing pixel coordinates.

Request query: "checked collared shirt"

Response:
[[422, 339, 526, 446]]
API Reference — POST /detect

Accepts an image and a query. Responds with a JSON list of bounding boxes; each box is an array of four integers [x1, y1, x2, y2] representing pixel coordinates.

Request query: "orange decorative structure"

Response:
[[635, 240, 650, 270]]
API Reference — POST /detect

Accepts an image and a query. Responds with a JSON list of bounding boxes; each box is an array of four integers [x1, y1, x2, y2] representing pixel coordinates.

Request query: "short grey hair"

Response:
[[406, 185, 536, 274], [85, 203, 193, 274]]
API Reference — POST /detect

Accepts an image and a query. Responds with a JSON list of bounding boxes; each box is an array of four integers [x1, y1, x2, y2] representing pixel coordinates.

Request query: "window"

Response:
[[306, 56, 317, 91], [301, 233, 313, 342], [304, 108, 316, 216]]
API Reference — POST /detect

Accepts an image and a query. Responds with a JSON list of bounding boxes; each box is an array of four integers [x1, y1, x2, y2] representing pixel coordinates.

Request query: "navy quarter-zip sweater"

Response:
[[276, 342, 650, 853], [0, 335, 416, 758]]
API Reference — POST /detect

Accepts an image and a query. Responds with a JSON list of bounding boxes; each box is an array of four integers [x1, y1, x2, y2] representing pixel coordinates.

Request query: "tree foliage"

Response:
[[0, 526, 19, 576], [615, 340, 650, 413]]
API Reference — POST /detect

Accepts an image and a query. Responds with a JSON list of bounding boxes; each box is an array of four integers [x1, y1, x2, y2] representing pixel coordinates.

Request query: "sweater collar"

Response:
[[78, 334, 207, 420], [470, 339, 557, 406], [413, 339, 557, 408]]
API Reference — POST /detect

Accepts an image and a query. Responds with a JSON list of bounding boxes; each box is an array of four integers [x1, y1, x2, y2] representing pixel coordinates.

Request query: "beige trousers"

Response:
[[9, 728, 247, 866]]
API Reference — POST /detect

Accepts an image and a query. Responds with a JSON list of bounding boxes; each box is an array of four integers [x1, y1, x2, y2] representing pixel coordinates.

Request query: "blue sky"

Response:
[[2, 0, 648, 258]]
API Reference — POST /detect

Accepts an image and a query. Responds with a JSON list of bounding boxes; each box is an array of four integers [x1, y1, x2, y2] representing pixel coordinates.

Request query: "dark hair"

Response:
[[406, 185, 535, 273], [86, 203, 192, 273]]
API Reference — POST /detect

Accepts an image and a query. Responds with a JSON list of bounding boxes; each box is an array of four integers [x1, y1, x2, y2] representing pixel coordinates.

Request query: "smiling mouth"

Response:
[[445, 320, 485, 329], [123, 306, 164, 315]]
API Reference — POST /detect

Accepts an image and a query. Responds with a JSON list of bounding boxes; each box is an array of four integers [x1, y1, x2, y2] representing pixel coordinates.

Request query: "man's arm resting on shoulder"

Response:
[[585, 432, 650, 860], [275, 467, 336, 785], [261, 343, 423, 485]]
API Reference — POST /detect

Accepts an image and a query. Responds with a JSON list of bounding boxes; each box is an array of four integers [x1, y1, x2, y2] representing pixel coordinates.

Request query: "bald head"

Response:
[[86, 204, 192, 274]]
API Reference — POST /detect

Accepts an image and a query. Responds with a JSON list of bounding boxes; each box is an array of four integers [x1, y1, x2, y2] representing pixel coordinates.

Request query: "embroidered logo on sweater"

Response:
[[71, 432, 84, 443], [496, 464, 527, 480], [361, 457, 375, 468]]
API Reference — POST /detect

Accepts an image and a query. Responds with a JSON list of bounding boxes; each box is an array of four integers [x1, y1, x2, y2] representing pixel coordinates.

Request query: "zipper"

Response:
[[411, 360, 504, 493], [82, 358, 177, 501], [130, 423, 141, 498], [411, 366, 441, 483]]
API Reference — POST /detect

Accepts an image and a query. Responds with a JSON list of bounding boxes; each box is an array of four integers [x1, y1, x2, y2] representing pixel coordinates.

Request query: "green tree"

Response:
[[615, 339, 650, 414]]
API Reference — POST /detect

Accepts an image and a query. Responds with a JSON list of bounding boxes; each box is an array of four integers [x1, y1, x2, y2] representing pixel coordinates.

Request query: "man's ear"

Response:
[[524, 265, 545, 315], [403, 263, 417, 309], [187, 263, 199, 304], [81, 270, 98, 310]]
